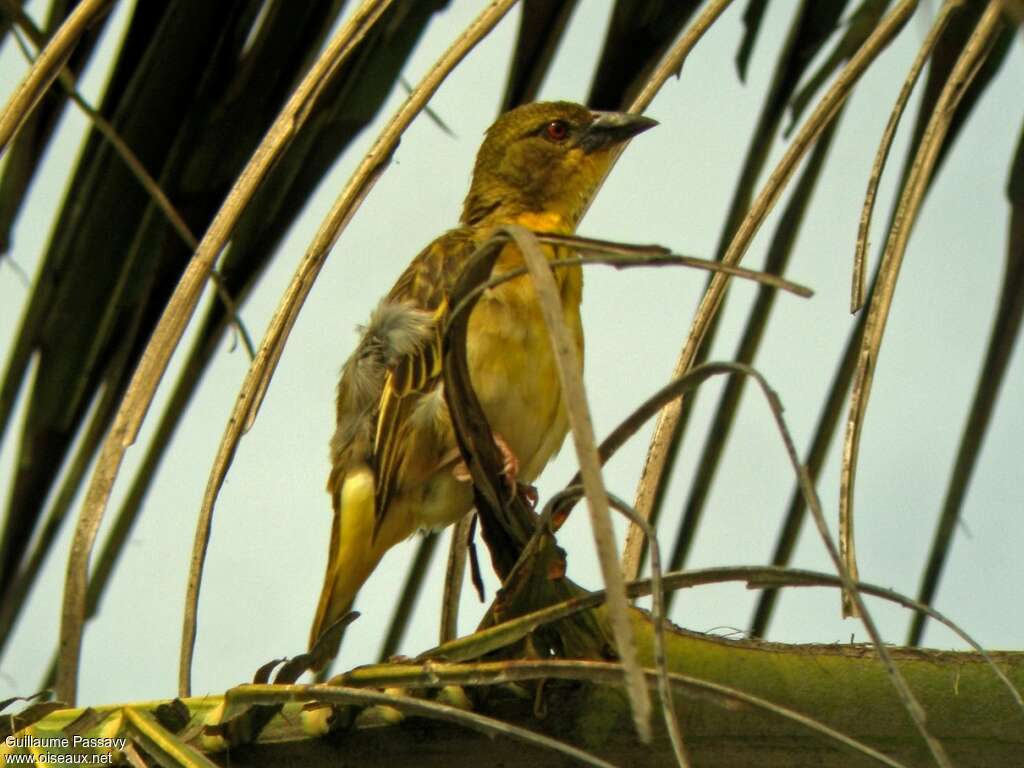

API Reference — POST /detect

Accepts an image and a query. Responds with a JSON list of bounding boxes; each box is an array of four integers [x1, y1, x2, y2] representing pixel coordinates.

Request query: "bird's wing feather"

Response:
[[371, 231, 480, 531], [371, 316, 443, 527]]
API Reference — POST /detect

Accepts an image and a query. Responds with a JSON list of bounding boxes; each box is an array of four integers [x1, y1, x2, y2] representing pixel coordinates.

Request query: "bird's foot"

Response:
[[451, 431, 520, 494], [493, 432, 520, 486], [518, 482, 539, 508]]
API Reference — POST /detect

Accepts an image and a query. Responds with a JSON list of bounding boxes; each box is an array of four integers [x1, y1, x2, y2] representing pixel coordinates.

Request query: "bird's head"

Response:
[[461, 101, 657, 230]]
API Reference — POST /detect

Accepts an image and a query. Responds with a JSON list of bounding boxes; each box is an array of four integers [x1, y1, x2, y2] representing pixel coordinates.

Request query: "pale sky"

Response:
[[1, 1, 1022, 706]]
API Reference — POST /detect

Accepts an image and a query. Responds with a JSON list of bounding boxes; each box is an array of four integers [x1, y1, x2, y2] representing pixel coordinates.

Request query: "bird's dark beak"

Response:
[[578, 111, 658, 153]]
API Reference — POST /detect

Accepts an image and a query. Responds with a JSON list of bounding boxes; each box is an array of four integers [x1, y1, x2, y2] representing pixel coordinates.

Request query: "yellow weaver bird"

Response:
[[310, 101, 655, 667]]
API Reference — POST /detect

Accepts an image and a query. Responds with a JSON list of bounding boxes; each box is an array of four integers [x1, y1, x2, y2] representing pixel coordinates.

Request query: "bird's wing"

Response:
[[370, 301, 445, 530], [329, 229, 479, 536]]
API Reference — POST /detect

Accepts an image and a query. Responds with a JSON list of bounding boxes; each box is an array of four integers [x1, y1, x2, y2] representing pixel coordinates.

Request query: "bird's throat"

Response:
[[512, 209, 573, 235]]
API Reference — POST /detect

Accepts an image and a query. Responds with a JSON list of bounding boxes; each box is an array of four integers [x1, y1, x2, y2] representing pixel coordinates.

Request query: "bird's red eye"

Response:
[[544, 120, 569, 142]]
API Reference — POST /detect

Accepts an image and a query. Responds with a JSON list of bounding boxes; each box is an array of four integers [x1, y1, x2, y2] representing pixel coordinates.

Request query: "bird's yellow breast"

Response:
[[466, 235, 583, 482], [513, 210, 569, 234]]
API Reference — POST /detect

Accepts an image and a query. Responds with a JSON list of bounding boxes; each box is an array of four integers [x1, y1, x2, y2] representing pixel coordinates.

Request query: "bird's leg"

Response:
[[492, 431, 519, 483], [450, 431, 520, 493]]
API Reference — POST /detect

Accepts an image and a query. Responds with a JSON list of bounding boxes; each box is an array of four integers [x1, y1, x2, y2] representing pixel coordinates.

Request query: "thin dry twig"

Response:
[[598, 491, 689, 767], [56, 0, 398, 705], [177, 0, 520, 698], [839, 1, 1004, 630], [536, 233, 811, 295], [853, 0, 966, 312], [441, 515, 474, 644], [503, 224, 652, 744], [626, 0, 919, 582], [448, 237, 813, 328], [0, 0, 114, 156]]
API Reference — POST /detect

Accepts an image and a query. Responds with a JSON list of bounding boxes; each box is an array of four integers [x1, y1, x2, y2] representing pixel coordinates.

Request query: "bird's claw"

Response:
[[518, 483, 539, 508], [492, 432, 519, 481], [451, 431, 520, 495]]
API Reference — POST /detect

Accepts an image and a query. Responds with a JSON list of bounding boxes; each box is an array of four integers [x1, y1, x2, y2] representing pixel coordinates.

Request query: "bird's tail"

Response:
[[309, 467, 385, 672]]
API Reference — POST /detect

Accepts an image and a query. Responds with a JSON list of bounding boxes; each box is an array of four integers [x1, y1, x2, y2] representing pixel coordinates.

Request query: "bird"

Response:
[[309, 101, 656, 668]]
